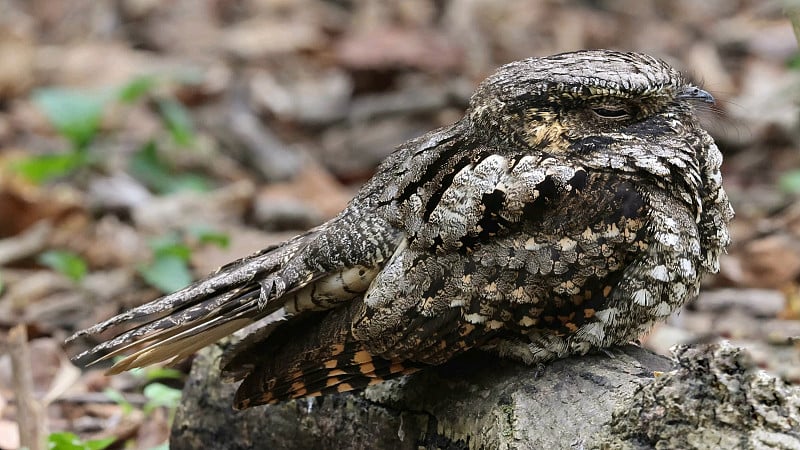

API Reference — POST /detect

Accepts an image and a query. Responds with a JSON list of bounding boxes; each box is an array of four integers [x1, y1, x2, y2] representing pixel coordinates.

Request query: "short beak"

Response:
[[677, 86, 715, 104]]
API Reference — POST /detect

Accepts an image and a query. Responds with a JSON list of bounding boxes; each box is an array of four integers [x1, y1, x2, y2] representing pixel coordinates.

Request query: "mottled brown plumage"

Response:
[[68, 50, 733, 409]]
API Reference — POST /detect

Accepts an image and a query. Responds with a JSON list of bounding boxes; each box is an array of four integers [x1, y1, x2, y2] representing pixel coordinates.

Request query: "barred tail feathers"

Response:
[[68, 229, 323, 372], [229, 304, 421, 409]]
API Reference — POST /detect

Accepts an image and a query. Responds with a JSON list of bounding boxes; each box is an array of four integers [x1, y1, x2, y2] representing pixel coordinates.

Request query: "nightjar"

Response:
[[68, 50, 733, 409]]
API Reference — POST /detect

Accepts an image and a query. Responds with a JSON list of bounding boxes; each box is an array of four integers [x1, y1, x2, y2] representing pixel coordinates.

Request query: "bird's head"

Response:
[[467, 50, 714, 151]]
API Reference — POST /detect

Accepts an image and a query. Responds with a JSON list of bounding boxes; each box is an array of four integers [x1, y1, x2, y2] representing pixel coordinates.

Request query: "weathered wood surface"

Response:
[[170, 343, 800, 450]]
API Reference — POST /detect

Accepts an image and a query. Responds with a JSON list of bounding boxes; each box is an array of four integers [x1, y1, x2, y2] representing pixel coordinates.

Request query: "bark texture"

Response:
[[170, 342, 800, 450]]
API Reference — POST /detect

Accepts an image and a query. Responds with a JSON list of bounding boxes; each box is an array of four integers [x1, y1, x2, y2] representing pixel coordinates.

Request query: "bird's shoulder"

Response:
[[371, 123, 639, 252]]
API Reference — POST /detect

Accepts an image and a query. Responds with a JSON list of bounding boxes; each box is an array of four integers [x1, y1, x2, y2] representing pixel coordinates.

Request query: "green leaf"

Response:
[[33, 88, 109, 149], [12, 152, 87, 184], [149, 234, 192, 261], [157, 98, 194, 146], [38, 250, 88, 282], [129, 141, 171, 192], [0, 271, 5, 296], [789, 53, 800, 70], [139, 255, 193, 293], [143, 382, 183, 412], [47, 432, 115, 450], [84, 438, 116, 450], [118, 75, 158, 103], [166, 173, 211, 193], [48, 432, 83, 450], [189, 225, 230, 248], [139, 234, 196, 293], [103, 388, 133, 415], [129, 141, 210, 194], [147, 443, 170, 450], [142, 366, 184, 381], [779, 169, 800, 193]]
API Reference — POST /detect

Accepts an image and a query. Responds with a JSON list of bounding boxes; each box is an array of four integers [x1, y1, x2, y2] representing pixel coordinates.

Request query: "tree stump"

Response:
[[170, 342, 800, 450]]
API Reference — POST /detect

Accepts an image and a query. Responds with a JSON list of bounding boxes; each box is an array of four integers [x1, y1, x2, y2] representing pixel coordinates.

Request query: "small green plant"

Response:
[[129, 141, 210, 194], [779, 169, 800, 194], [12, 88, 109, 183], [12, 152, 90, 184], [147, 443, 169, 450], [188, 224, 230, 248], [138, 234, 194, 294], [47, 432, 114, 450], [157, 98, 195, 147], [102, 388, 134, 416], [137, 228, 229, 294], [118, 75, 158, 104], [133, 365, 185, 382], [101, 366, 182, 450], [38, 250, 88, 282], [142, 382, 183, 415], [34, 88, 110, 150], [13, 74, 204, 187], [788, 53, 800, 70]]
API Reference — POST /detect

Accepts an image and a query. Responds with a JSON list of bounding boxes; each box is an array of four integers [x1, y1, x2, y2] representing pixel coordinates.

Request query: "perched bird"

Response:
[[68, 50, 733, 409]]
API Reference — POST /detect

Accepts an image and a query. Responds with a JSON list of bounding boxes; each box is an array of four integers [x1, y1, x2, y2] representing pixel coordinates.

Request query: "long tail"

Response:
[[227, 302, 422, 409], [67, 228, 323, 373]]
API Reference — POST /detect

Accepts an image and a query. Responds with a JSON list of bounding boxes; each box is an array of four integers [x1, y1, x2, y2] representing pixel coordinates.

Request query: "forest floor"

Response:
[[0, 1, 798, 449]]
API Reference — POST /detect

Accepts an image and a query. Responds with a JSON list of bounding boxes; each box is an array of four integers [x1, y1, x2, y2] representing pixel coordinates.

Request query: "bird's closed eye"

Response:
[[590, 106, 630, 120]]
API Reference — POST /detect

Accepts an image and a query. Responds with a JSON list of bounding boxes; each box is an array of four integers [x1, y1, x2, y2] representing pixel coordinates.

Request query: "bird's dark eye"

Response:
[[590, 106, 630, 120]]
